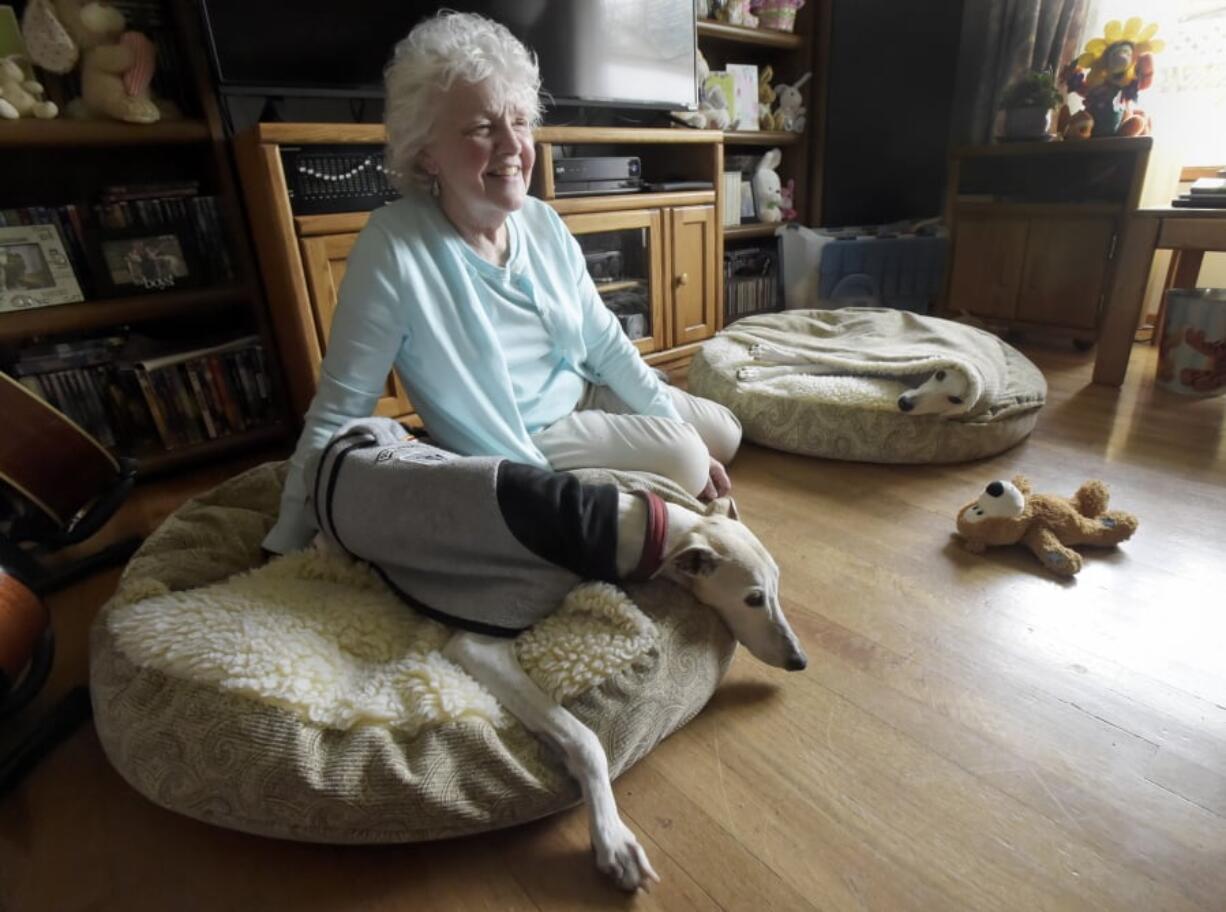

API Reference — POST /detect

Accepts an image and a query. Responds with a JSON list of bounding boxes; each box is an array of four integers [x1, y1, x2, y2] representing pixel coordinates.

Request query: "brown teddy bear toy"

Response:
[[955, 476, 1138, 577]]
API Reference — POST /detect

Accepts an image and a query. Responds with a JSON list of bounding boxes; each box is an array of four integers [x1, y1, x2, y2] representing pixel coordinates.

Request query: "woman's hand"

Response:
[[699, 457, 732, 501]]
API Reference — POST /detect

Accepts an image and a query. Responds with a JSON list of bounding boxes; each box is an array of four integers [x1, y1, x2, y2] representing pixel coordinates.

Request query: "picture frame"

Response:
[[89, 224, 202, 297], [0, 224, 85, 313]]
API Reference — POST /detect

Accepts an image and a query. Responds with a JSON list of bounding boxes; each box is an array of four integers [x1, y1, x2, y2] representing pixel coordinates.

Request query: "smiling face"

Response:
[[418, 79, 535, 231]]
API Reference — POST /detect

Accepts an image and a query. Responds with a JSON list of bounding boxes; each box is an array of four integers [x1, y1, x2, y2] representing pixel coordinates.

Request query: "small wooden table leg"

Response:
[[1094, 216, 1160, 386]]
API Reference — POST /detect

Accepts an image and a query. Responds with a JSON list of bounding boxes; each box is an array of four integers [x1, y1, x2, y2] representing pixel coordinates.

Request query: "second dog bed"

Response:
[[689, 308, 1046, 463]]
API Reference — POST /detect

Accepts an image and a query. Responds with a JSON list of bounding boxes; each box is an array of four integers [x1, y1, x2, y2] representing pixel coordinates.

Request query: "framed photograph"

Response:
[[91, 225, 201, 296], [0, 224, 85, 313]]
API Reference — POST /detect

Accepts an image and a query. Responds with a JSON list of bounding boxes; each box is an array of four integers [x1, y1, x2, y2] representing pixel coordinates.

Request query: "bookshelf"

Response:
[[698, 3, 827, 324], [0, 0, 288, 477]]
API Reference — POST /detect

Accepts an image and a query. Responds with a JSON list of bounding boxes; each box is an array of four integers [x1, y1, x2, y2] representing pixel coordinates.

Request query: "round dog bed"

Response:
[[90, 461, 734, 844], [689, 308, 1046, 463]]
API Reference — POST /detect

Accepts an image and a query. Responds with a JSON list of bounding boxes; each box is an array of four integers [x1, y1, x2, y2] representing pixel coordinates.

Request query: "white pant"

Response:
[[531, 384, 742, 497]]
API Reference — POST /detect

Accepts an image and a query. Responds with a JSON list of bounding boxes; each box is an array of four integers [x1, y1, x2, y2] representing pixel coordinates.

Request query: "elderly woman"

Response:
[[264, 11, 741, 554]]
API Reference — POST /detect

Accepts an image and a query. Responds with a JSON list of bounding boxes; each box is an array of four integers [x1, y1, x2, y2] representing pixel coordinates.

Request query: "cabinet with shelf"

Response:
[[941, 138, 1151, 339], [696, 4, 825, 325], [0, 0, 288, 476]]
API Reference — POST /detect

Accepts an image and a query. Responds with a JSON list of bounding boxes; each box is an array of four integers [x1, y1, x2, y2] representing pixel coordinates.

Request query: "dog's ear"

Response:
[[705, 496, 740, 521], [672, 543, 721, 578], [1011, 475, 1032, 495]]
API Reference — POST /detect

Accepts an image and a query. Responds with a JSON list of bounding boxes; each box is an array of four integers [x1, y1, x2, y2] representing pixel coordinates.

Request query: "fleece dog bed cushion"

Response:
[[689, 308, 1046, 463], [90, 461, 734, 844]]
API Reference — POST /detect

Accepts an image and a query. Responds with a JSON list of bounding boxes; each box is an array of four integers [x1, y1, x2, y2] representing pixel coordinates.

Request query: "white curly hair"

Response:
[[383, 11, 543, 193]]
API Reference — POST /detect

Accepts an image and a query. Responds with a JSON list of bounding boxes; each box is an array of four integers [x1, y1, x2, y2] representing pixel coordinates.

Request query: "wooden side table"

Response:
[[1095, 207, 1226, 385]]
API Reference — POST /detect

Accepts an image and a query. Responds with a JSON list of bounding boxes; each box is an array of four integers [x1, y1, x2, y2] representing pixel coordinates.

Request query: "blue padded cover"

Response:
[[818, 235, 948, 314]]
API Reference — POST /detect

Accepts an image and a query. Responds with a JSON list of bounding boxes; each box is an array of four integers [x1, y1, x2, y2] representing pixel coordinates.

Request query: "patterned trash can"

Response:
[[1157, 289, 1226, 397]]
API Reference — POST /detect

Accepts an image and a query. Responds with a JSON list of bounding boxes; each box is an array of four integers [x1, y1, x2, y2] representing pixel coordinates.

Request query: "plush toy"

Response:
[[774, 72, 811, 133], [758, 65, 785, 130], [956, 476, 1138, 577], [716, 0, 758, 28], [22, 0, 168, 124], [751, 147, 783, 223], [779, 177, 797, 221], [673, 50, 730, 130], [1061, 17, 1162, 138], [0, 55, 58, 119]]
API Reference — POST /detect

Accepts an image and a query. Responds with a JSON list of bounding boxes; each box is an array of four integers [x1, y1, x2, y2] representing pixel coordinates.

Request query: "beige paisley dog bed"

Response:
[[90, 461, 735, 843], [689, 308, 1046, 463]]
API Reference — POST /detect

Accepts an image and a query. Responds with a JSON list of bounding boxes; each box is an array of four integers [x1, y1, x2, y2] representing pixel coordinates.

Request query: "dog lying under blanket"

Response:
[[737, 341, 973, 417], [306, 417, 806, 891]]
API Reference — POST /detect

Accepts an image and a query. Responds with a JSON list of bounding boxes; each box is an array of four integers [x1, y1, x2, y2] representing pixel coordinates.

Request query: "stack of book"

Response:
[[724, 244, 781, 322], [1172, 172, 1226, 209], [7, 335, 275, 453]]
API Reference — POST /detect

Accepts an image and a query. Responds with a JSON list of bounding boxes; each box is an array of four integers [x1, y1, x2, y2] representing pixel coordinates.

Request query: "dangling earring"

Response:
[[430, 176, 440, 198]]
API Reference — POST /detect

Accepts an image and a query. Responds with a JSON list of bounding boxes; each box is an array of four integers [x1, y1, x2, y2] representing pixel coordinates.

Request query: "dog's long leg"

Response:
[[442, 631, 660, 892]]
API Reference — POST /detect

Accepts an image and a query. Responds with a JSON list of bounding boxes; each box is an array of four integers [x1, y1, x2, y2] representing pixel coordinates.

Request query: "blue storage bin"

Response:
[[776, 223, 948, 315], [817, 233, 948, 314]]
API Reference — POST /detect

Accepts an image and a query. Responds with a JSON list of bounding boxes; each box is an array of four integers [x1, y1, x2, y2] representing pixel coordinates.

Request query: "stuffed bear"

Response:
[[22, 0, 167, 124], [956, 475, 1138, 577], [0, 55, 58, 119], [751, 147, 784, 223]]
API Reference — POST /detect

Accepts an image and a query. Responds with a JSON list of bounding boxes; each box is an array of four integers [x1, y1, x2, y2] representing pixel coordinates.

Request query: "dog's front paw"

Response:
[[748, 341, 790, 362], [737, 366, 762, 382], [594, 820, 660, 892]]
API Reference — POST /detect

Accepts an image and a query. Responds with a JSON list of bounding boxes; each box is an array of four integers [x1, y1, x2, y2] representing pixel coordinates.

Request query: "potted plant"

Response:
[[1000, 69, 1062, 140]]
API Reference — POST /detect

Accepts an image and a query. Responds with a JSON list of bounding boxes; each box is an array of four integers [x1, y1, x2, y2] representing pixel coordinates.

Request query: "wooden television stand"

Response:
[[234, 124, 727, 424]]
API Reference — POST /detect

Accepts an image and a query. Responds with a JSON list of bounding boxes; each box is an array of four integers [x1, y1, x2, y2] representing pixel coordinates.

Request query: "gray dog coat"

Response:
[[306, 417, 665, 637]]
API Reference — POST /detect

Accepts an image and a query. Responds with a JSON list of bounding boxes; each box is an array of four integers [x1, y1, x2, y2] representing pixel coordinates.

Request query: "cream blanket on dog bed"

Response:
[[724, 307, 1014, 417], [109, 552, 657, 736], [91, 461, 735, 843], [689, 307, 1046, 464]]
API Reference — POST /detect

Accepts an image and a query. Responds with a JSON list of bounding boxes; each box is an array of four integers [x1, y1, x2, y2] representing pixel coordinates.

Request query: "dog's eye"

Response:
[[947, 396, 963, 405], [745, 591, 765, 608], [935, 370, 946, 381]]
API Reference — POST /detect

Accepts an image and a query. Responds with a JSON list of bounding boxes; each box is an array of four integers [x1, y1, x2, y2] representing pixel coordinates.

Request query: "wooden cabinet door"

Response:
[[1017, 217, 1115, 330], [299, 233, 413, 418], [947, 215, 1029, 320], [668, 204, 719, 346], [561, 209, 666, 355]]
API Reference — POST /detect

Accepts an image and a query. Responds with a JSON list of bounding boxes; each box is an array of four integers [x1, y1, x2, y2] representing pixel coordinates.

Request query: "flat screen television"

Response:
[[199, 0, 697, 110]]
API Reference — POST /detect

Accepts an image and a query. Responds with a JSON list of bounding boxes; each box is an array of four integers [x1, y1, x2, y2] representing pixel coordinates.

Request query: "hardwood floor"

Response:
[[2, 342, 1224, 911]]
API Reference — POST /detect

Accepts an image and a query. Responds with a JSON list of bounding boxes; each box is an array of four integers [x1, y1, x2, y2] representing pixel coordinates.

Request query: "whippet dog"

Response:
[[308, 418, 807, 892], [736, 341, 973, 416]]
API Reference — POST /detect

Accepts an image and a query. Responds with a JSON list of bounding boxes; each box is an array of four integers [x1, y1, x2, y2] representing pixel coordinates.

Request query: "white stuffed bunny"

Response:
[[0, 55, 58, 119], [774, 72, 812, 133], [673, 50, 731, 131], [751, 148, 784, 223]]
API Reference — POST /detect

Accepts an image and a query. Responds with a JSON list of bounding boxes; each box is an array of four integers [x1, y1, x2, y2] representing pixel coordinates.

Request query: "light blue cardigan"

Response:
[[263, 189, 680, 554]]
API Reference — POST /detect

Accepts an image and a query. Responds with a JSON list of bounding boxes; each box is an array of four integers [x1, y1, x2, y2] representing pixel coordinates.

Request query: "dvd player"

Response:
[[554, 179, 643, 197], [553, 156, 642, 197]]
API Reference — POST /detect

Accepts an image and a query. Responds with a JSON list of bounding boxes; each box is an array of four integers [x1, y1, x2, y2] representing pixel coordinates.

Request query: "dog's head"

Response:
[[664, 504, 807, 672], [897, 368, 970, 416]]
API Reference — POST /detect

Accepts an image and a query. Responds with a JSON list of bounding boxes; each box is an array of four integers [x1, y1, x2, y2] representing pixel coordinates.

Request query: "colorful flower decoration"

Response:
[[1073, 18, 1164, 94]]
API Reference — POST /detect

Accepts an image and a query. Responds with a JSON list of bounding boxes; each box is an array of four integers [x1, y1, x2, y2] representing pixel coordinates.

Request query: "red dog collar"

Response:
[[627, 490, 668, 582]]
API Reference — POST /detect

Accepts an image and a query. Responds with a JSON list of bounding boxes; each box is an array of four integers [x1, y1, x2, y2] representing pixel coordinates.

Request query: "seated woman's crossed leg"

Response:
[[532, 384, 742, 499]]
